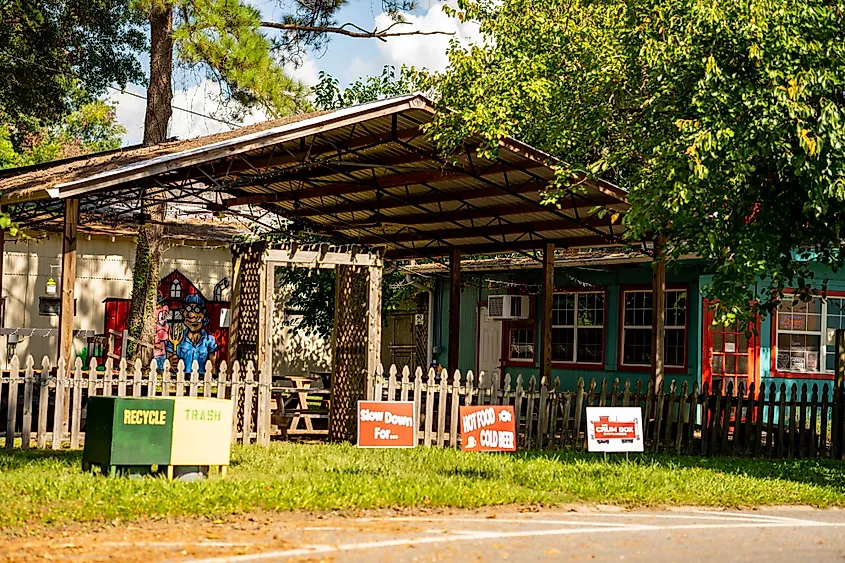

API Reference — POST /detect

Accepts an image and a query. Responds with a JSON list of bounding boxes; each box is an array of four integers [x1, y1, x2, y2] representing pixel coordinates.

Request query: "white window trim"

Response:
[[170, 279, 182, 299], [621, 289, 687, 368], [551, 291, 604, 365], [508, 326, 536, 362], [774, 294, 835, 374]]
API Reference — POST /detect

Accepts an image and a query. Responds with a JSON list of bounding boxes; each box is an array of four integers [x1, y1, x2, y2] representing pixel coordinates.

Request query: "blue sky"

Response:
[[111, 0, 479, 145]]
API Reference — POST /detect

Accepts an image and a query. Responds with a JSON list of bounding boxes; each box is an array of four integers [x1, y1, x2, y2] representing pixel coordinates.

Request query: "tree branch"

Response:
[[260, 20, 455, 42]]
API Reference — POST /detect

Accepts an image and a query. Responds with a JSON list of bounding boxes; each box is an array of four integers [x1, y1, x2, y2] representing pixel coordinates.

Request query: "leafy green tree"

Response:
[[0, 100, 126, 169], [314, 65, 419, 109], [0, 0, 145, 135], [1, 0, 141, 239], [427, 0, 845, 324]]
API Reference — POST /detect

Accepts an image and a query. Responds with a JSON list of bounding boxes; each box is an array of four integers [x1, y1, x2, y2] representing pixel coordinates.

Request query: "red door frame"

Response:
[[702, 300, 762, 430], [701, 299, 761, 395]]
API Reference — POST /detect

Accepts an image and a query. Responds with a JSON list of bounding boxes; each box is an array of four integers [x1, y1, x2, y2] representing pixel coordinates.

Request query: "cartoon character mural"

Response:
[[103, 270, 229, 371], [166, 293, 219, 373], [154, 296, 170, 371]]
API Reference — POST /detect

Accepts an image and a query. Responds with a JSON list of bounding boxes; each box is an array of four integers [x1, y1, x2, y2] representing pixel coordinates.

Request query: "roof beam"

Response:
[[209, 169, 463, 209], [291, 182, 542, 217], [209, 160, 550, 210], [386, 236, 620, 259], [394, 138, 626, 247], [222, 126, 423, 175], [251, 152, 432, 181], [355, 217, 616, 245], [315, 195, 624, 225]]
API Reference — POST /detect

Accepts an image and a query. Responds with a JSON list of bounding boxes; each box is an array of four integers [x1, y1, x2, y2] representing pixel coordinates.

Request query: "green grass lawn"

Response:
[[3, 443, 845, 530]]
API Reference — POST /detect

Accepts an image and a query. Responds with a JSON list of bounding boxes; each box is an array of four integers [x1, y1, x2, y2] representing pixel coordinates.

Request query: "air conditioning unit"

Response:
[[487, 295, 530, 320]]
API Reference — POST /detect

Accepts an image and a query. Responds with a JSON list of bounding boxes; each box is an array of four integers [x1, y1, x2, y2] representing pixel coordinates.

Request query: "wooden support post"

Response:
[[651, 236, 666, 390], [58, 199, 78, 366], [367, 257, 384, 389], [448, 248, 462, 373], [58, 198, 78, 431], [258, 259, 272, 372], [228, 249, 243, 364], [836, 329, 845, 391], [257, 260, 274, 445], [0, 223, 5, 366], [540, 243, 555, 383], [834, 329, 845, 458]]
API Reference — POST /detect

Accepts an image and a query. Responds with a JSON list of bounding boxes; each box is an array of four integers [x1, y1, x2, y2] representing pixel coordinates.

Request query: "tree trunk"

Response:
[[144, 3, 173, 146], [126, 218, 165, 363], [127, 2, 173, 363]]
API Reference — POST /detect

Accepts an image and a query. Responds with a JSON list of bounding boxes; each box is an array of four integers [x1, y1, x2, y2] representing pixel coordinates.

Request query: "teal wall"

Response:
[[433, 261, 702, 391], [427, 260, 845, 398], [699, 264, 845, 401]]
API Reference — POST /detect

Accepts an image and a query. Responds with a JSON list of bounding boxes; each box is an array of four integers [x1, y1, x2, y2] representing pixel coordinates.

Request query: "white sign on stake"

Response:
[[586, 407, 644, 453]]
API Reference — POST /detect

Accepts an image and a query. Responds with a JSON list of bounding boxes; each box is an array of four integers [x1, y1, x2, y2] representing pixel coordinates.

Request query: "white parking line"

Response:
[[692, 510, 820, 523], [360, 511, 798, 525], [181, 512, 844, 563]]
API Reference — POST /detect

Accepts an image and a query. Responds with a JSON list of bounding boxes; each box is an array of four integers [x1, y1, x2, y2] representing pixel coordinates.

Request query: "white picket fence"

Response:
[[366, 365, 509, 448], [0, 355, 271, 451]]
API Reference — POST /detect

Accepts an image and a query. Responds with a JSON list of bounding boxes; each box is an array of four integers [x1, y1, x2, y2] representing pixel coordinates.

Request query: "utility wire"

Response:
[[7, 55, 240, 128]]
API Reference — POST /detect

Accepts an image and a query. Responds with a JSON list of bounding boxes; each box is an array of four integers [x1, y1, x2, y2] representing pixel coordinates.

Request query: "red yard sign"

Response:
[[459, 405, 516, 452], [593, 416, 637, 440], [356, 401, 417, 448]]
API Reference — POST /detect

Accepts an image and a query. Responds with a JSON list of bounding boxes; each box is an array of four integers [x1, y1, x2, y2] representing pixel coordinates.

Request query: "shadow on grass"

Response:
[[0, 449, 82, 470], [512, 449, 845, 492], [438, 467, 504, 480]]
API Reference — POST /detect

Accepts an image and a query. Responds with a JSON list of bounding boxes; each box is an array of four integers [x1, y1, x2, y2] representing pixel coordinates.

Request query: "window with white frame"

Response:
[[826, 298, 845, 371], [774, 295, 845, 373], [551, 292, 605, 364], [508, 326, 535, 362], [170, 279, 182, 299], [621, 289, 687, 367]]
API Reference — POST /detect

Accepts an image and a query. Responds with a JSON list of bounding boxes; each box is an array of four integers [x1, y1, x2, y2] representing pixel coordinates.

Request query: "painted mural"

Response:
[[165, 293, 219, 372], [105, 270, 230, 370]]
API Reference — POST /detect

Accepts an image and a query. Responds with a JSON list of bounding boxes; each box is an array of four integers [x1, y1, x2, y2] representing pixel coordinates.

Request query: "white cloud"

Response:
[[344, 56, 379, 83], [109, 81, 261, 146], [170, 80, 268, 140], [109, 88, 148, 146], [373, 1, 481, 72], [286, 53, 320, 86]]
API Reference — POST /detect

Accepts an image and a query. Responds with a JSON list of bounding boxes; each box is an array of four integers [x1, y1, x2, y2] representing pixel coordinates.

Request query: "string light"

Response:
[[164, 242, 231, 251]]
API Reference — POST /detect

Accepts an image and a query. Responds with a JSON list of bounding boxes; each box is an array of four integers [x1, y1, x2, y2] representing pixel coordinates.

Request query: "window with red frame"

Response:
[[508, 324, 536, 362], [621, 289, 687, 368], [551, 292, 604, 364]]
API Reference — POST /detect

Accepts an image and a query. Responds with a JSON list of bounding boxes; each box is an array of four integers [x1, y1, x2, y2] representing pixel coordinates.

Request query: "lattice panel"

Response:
[[329, 265, 370, 442], [415, 292, 429, 371], [230, 243, 266, 365]]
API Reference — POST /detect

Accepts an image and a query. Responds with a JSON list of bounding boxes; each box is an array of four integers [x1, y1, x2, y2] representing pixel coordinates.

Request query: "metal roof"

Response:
[[0, 94, 633, 260]]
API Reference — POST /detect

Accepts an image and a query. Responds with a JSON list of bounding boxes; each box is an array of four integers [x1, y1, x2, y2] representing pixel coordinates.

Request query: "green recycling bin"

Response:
[[82, 396, 232, 478]]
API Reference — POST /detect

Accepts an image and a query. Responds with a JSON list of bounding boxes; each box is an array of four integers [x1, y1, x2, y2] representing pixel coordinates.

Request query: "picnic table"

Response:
[[272, 374, 330, 436]]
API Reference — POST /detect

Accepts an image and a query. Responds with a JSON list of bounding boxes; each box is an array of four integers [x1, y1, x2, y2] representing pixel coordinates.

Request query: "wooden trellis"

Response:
[[228, 242, 268, 366], [329, 265, 369, 442], [228, 243, 384, 444]]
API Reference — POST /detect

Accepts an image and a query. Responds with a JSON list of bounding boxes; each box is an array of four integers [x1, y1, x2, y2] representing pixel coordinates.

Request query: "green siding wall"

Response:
[[433, 261, 702, 390]]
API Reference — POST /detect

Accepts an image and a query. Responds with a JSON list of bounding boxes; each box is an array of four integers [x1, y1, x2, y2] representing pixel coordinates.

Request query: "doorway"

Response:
[[476, 303, 503, 380], [702, 299, 760, 394]]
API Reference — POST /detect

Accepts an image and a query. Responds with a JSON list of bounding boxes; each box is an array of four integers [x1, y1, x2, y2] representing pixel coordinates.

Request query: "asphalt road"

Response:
[[6, 507, 845, 562], [180, 508, 845, 563]]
